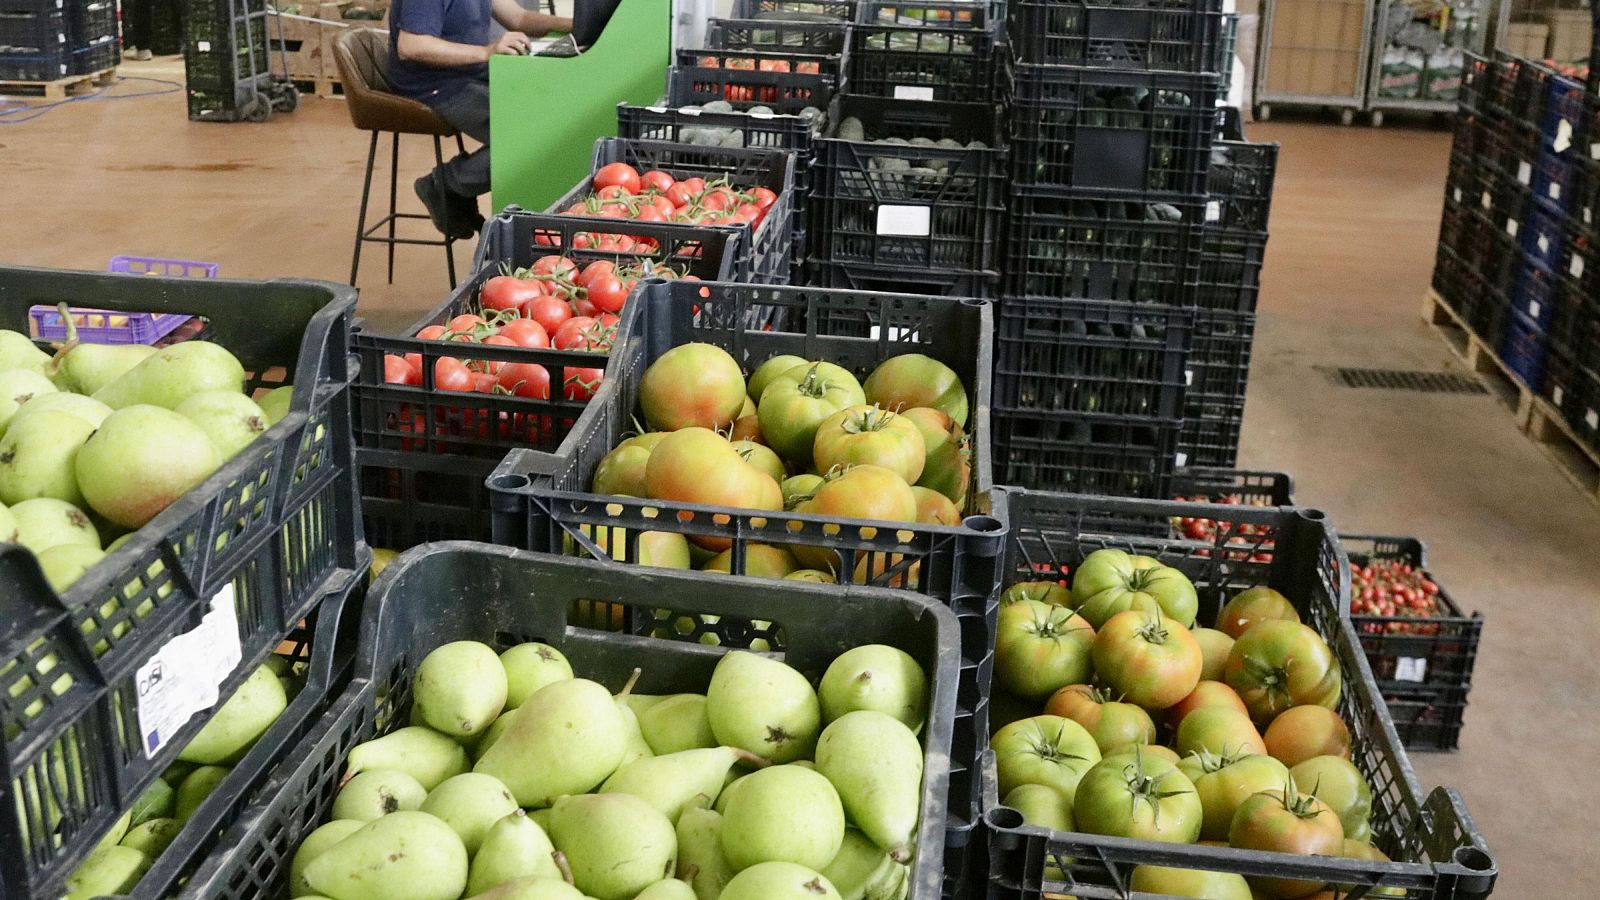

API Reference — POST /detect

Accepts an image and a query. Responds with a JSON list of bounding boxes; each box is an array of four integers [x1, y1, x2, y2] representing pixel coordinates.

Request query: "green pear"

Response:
[[120, 817, 182, 857], [9, 391, 113, 430], [528, 808, 552, 831], [414, 641, 508, 740], [712, 773, 745, 815], [550, 793, 677, 900], [676, 808, 737, 900], [634, 878, 697, 900], [346, 726, 469, 791], [290, 819, 365, 897], [51, 312, 158, 395], [420, 772, 519, 855], [175, 390, 269, 460], [466, 809, 560, 896], [640, 695, 717, 755], [330, 768, 427, 822], [468, 877, 586, 900], [257, 385, 294, 425], [38, 544, 105, 591], [92, 341, 246, 410], [616, 700, 654, 766], [76, 405, 221, 529], [0, 409, 97, 505], [706, 652, 820, 764], [303, 810, 468, 900], [99, 808, 133, 849], [619, 693, 668, 717], [0, 499, 16, 543], [64, 845, 150, 899], [0, 368, 57, 436], [474, 679, 626, 807], [601, 747, 756, 824], [821, 830, 896, 900], [814, 711, 923, 862], [10, 497, 98, 552], [0, 330, 54, 376], [719, 862, 841, 900], [1002, 784, 1073, 831], [175, 766, 230, 821], [179, 663, 286, 764], [720, 764, 844, 872], [500, 642, 574, 709], [470, 710, 516, 762], [818, 645, 926, 733], [129, 776, 175, 827]]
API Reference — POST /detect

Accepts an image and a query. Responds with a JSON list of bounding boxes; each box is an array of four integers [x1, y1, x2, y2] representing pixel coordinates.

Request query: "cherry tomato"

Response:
[[577, 260, 617, 289], [586, 275, 630, 315], [553, 316, 601, 350]]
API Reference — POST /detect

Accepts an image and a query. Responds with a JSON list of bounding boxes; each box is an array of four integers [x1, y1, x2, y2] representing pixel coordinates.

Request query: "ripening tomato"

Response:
[[811, 404, 926, 485], [1264, 706, 1351, 768], [639, 342, 746, 431], [757, 362, 866, 463], [1001, 580, 1072, 607], [1071, 548, 1200, 628], [1043, 684, 1157, 754], [1091, 610, 1203, 710], [641, 169, 676, 193], [498, 318, 551, 349], [1176, 751, 1292, 841], [1166, 680, 1250, 731], [990, 714, 1102, 802], [993, 600, 1095, 700], [593, 162, 642, 194], [523, 293, 574, 336], [1073, 751, 1202, 843], [383, 354, 420, 385], [1192, 626, 1235, 681], [1290, 756, 1373, 841], [1216, 586, 1301, 638], [642, 428, 782, 550], [531, 255, 578, 279], [1129, 866, 1251, 900], [480, 275, 545, 314], [1224, 620, 1342, 724], [1229, 786, 1344, 898]]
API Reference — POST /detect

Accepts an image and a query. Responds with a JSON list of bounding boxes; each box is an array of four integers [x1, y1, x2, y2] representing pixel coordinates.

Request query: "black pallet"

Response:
[[1009, 63, 1220, 196], [704, 16, 850, 53], [983, 491, 1498, 900], [669, 46, 844, 115], [1007, 0, 1225, 74], [812, 96, 1007, 272], [992, 410, 1183, 498], [804, 256, 1000, 297], [182, 546, 965, 900], [994, 295, 1192, 421], [733, 0, 857, 19], [850, 0, 999, 104], [1003, 188, 1205, 306]]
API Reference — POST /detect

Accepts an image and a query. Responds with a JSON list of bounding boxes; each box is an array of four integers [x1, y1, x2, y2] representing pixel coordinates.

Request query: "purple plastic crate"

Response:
[[27, 256, 218, 344], [108, 255, 221, 278]]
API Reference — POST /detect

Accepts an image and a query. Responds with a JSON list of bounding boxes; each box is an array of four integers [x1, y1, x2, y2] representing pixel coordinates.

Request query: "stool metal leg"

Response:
[[350, 130, 379, 286], [434, 135, 457, 289], [387, 131, 400, 284]]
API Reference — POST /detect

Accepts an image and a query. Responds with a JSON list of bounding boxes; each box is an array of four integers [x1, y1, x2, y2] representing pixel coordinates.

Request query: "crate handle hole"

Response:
[[1453, 847, 1496, 872], [985, 806, 1025, 829], [1297, 508, 1327, 522], [489, 474, 529, 491], [962, 514, 1002, 533]]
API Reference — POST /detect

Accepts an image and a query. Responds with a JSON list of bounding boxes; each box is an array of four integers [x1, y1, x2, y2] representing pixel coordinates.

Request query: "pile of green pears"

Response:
[[62, 657, 303, 899], [0, 314, 293, 593], [289, 639, 934, 900]]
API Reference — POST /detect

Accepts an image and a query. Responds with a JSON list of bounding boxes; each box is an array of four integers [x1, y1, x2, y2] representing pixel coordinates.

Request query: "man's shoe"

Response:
[[446, 189, 485, 235], [414, 173, 474, 240], [134, 49, 152, 60]]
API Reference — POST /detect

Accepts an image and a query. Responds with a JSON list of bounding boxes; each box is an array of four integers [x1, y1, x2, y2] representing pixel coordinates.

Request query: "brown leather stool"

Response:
[[334, 27, 466, 288]]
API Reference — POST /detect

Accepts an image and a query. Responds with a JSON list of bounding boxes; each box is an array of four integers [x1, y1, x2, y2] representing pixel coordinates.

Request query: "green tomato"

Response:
[[757, 363, 865, 462], [746, 354, 810, 402], [1176, 751, 1292, 842], [1001, 580, 1071, 607], [991, 715, 1102, 804], [1290, 755, 1373, 839], [1071, 548, 1199, 628], [1129, 864, 1252, 900], [1072, 751, 1202, 844], [994, 600, 1095, 700]]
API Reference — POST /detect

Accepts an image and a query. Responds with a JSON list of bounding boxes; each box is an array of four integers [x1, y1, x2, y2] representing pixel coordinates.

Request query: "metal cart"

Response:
[[1255, 0, 1376, 123], [183, 0, 299, 122], [1361, 0, 1492, 126]]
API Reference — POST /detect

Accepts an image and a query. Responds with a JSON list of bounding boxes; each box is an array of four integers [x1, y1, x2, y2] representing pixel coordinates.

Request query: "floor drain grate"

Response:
[[1325, 367, 1489, 394]]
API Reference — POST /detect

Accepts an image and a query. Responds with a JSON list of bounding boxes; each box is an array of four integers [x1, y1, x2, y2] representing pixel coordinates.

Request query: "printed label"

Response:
[[1205, 200, 1221, 223], [1452, 187, 1462, 204], [1553, 119, 1573, 154], [1553, 386, 1564, 406], [1537, 234, 1549, 255], [876, 205, 932, 237], [1517, 160, 1532, 184], [135, 585, 243, 759], [1549, 182, 1562, 200], [1528, 301, 1542, 320], [1587, 409, 1598, 430], [1506, 219, 1519, 238], [1480, 191, 1491, 210], [1184, 369, 1194, 386], [1395, 657, 1427, 683], [893, 86, 935, 101], [1572, 255, 1585, 280], [1174, 452, 1188, 467]]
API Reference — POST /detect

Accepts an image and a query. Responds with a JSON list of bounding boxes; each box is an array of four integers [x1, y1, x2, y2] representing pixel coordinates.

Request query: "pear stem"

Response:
[[731, 748, 772, 769], [48, 302, 80, 376], [618, 667, 643, 698], [552, 850, 575, 885], [682, 864, 700, 882], [888, 846, 912, 864]]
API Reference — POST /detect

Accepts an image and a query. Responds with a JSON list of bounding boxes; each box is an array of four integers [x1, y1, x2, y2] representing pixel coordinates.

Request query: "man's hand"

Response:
[[488, 30, 532, 56]]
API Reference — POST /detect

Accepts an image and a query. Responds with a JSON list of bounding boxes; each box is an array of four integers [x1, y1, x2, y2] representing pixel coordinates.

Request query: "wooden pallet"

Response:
[[1526, 394, 1600, 507], [0, 67, 116, 101], [290, 76, 345, 98], [1420, 288, 1536, 427]]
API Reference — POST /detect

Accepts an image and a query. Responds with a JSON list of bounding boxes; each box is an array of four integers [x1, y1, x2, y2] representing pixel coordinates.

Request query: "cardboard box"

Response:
[[1263, 0, 1366, 96], [1505, 21, 1550, 59], [1538, 9, 1592, 63]]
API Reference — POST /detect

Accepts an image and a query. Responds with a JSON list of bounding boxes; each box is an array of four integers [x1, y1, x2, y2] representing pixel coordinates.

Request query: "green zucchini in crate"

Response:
[[179, 544, 961, 900], [981, 490, 1497, 900]]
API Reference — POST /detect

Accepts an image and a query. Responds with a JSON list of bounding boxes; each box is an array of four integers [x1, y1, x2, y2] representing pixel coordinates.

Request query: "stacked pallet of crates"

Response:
[[803, 0, 1008, 298], [0, 0, 115, 84], [183, 0, 297, 120], [996, 0, 1233, 497]]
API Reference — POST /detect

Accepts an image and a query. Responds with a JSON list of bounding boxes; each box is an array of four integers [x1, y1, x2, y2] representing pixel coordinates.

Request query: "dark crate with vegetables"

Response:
[[704, 16, 850, 53], [181, 544, 963, 900], [981, 490, 1497, 900], [1007, 0, 1226, 74], [1179, 308, 1255, 468], [669, 46, 847, 116], [804, 257, 999, 299], [991, 410, 1184, 499], [355, 214, 726, 550], [849, 0, 999, 104], [732, 0, 857, 20]]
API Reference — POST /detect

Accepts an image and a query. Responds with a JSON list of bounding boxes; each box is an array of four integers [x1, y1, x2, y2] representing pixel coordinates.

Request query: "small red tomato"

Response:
[[641, 170, 676, 193], [480, 275, 545, 315], [553, 316, 599, 350], [666, 182, 695, 208], [448, 314, 487, 336], [749, 186, 778, 210], [416, 324, 448, 341], [497, 362, 552, 399], [475, 334, 518, 374], [586, 275, 629, 315], [577, 260, 617, 289], [523, 293, 574, 335], [471, 371, 499, 393], [564, 366, 605, 401]]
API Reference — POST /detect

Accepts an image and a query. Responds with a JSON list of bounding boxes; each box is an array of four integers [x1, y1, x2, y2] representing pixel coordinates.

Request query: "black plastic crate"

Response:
[[66, 0, 115, 44], [1207, 139, 1278, 234], [0, 265, 365, 898], [1457, 207, 1521, 295], [1195, 228, 1265, 312], [812, 96, 1007, 271], [804, 257, 999, 297], [669, 46, 845, 115], [1010, 64, 1219, 196], [1343, 535, 1482, 703], [1546, 273, 1599, 373], [1382, 684, 1470, 753], [1540, 350, 1600, 455], [1007, 0, 1225, 74], [488, 278, 1004, 602], [1004, 189, 1205, 305], [994, 295, 1192, 420], [68, 31, 115, 73], [547, 138, 798, 285], [1170, 465, 1294, 505], [705, 16, 850, 53], [733, 0, 856, 19], [1573, 156, 1599, 251], [1499, 305, 1547, 389], [1178, 307, 1253, 464], [0, 5, 65, 51], [354, 213, 732, 551], [982, 491, 1498, 900], [0, 47, 67, 79], [183, 544, 964, 900], [850, 0, 999, 104], [992, 411, 1183, 498], [1474, 116, 1542, 192], [616, 101, 819, 192]]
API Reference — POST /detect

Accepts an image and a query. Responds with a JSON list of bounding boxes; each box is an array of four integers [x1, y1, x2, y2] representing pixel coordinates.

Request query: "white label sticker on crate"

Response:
[[1452, 187, 1462, 204], [1175, 451, 1188, 467], [893, 86, 935, 101], [1528, 300, 1542, 320], [1537, 234, 1550, 255], [1590, 141, 1599, 161], [1205, 200, 1221, 223], [1480, 191, 1491, 210], [876, 205, 932, 237], [1517, 160, 1533, 185], [1554, 119, 1574, 154], [1572, 255, 1585, 280], [135, 585, 243, 759], [1552, 385, 1564, 405], [1395, 657, 1428, 683], [1184, 368, 1194, 386], [1506, 219, 1519, 238], [1588, 409, 1599, 430], [1549, 182, 1562, 200], [197, 40, 210, 51]]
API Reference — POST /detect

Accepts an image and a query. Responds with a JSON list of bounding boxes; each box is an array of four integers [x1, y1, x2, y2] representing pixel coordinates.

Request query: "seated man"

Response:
[[389, 0, 572, 238]]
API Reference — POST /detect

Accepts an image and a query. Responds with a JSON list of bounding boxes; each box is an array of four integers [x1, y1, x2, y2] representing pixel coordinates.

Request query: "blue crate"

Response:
[[1539, 69, 1587, 154], [1500, 306, 1548, 390], [1531, 150, 1578, 214], [1511, 261, 1559, 330], [1521, 203, 1566, 271]]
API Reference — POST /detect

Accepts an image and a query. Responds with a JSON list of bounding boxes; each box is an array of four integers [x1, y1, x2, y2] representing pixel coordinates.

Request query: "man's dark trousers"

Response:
[[433, 81, 491, 198]]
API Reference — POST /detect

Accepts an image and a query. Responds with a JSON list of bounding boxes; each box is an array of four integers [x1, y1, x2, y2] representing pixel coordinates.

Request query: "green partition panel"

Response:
[[488, 0, 671, 214]]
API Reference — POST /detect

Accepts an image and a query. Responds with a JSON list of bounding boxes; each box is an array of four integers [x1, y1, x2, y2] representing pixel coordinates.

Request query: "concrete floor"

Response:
[[2, 73, 1598, 897]]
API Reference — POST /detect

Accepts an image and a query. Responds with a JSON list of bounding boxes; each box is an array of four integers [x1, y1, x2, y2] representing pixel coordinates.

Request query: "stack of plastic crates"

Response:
[[0, 0, 70, 82], [799, 0, 1005, 298], [182, 0, 297, 121], [66, 0, 115, 74], [997, 0, 1229, 498]]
